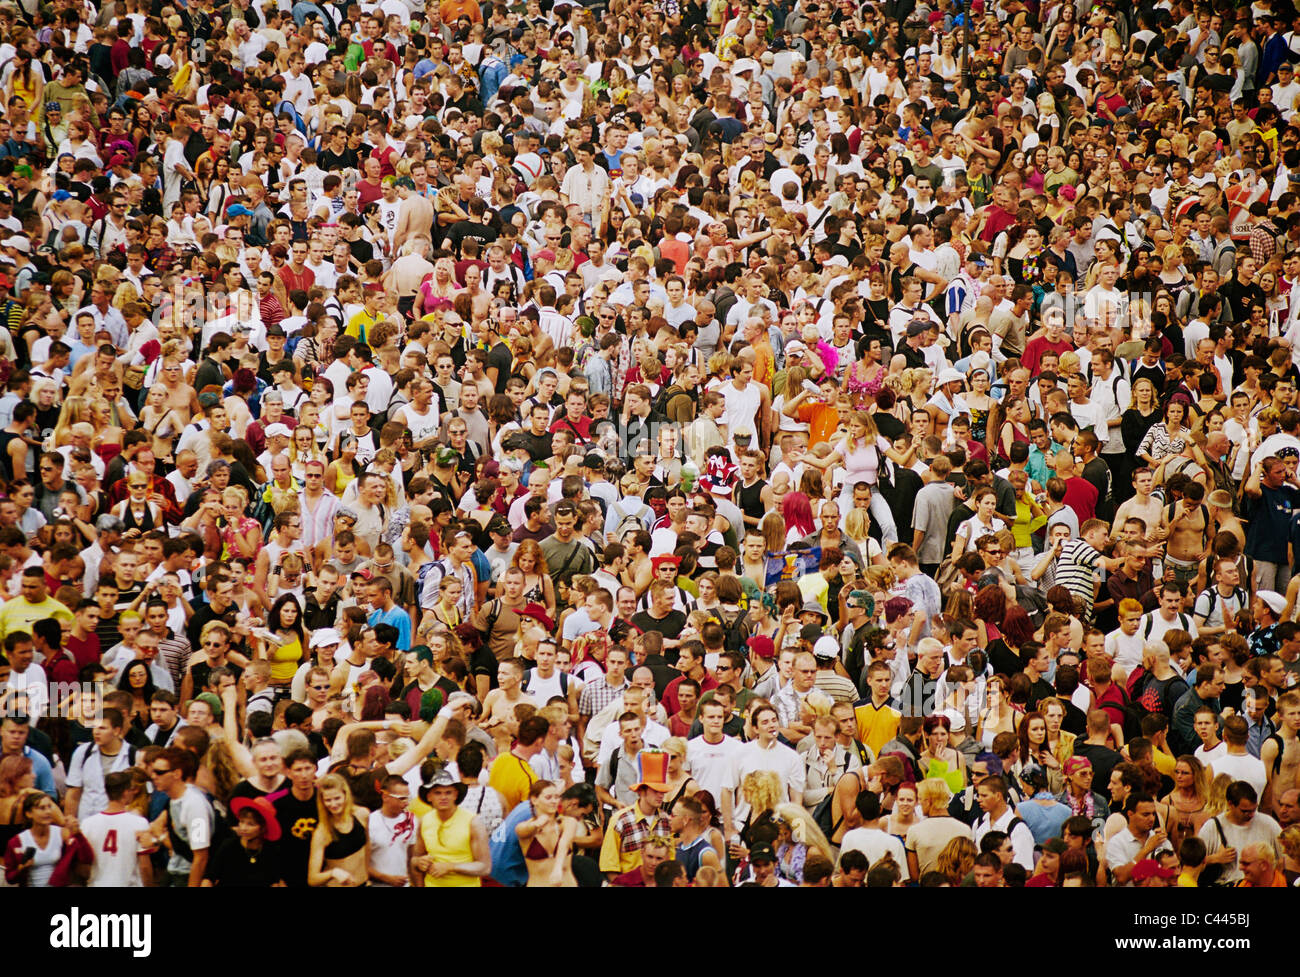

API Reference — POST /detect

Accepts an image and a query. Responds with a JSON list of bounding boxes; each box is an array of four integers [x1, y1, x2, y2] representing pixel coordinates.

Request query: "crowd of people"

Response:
[[0, 0, 1298, 889]]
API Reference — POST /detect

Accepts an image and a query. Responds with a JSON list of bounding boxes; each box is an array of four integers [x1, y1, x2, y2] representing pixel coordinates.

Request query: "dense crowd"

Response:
[[0, 0, 1297, 889]]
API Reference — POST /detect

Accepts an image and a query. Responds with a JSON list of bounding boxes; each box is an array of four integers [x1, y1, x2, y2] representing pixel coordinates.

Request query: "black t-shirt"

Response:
[[229, 778, 285, 802], [350, 238, 375, 264], [631, 609, 687, 639], [271, 789, 318, 888], [873, 411, 905, 441], [445, 220, 499, 258], [206, 837, 284, 886], [516, 429, 553, 462], [1072, 742, 1122, 787], [318, 147, 358, 172], [486, 341, 513, 394]]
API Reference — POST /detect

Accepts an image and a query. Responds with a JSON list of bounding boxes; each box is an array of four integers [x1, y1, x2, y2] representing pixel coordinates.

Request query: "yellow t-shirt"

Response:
[[488, 752, 537, 812], [854, 700, 901, 757], [345, 309, 379, 343], [0, 596, 73, 640]]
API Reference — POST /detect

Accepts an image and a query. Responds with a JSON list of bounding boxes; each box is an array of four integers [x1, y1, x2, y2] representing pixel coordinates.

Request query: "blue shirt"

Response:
[[1015, 794, 1073, 845], [368, 605, 412, 651], [488, 800, 535, 887], [24, 745, 56, 798]]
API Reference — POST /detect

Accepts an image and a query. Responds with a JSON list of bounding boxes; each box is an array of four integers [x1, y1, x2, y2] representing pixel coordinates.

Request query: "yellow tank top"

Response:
[[270, 636, 303, 683], [421, 807, 479, 887], [13, 75, 37, 111], [335, 467, 356, 497]]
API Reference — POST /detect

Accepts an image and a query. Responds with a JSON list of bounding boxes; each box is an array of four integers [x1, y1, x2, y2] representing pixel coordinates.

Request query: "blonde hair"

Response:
[[315, 774, 357, 842], [740, 769, 784, 819], [774, 802, 834, 863], [662, 736, 688, 758], [916, 777, 954, 815]]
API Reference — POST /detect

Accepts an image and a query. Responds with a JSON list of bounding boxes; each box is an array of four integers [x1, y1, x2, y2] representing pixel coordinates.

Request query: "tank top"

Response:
[[322, 815, 366, 860], [420, 806, 480, 887], [122, 502, 157, 533], [676, 834, 712, 881], [270, 636, 303, 683], [736, 478, 767, 523], [0, 431, 21, 482]]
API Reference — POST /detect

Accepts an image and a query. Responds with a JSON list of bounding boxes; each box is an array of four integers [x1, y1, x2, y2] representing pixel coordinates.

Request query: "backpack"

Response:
[[1142, 612, 1192, 641], [608, 498, 648, 543], [1194, 585, 1246, 629], [709, 607, 750, 654], [523, 667, 569, 696], [812, 768, 863, 840]]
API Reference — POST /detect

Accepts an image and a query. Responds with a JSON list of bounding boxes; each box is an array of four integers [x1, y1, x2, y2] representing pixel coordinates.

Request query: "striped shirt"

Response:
[[1055, 538, 1103, 623]]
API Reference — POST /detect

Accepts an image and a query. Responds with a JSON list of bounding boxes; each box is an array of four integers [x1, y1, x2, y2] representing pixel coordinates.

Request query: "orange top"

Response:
[[439, 0, 483, 22], [754, 342, 775, 389], [796, 401, 840, 447]]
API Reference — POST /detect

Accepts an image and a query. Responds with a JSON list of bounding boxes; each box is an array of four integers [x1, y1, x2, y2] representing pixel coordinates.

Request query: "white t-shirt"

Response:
[[367, 809, 418, 883], [839, 825, 909, 879], [731, 739, 806, 829], [81, 809, 151, 887], [1206, 752, 1268, 798], [686, 735, 742, 815]]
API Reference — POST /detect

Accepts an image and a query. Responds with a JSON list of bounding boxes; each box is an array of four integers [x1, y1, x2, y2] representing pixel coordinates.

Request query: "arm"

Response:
[[307, 826, 335, 886], [385, 698, 472, 777]]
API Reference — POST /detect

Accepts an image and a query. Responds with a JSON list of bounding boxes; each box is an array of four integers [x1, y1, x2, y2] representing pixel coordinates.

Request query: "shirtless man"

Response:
[[1262, 691, 1300, 818], [159, 355, 202, 425], [1111, 467, 1165, 542], [482, 658, 538, 732], [393, 180, 435, 252], [1208, 488, 1245, 550], [619, 530, 654, 597], [1160, 480, 1211, 594]]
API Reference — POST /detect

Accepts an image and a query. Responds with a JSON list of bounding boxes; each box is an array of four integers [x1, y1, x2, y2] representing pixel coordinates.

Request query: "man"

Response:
[[1103, 793, 1173, 885], [1209, 717, 1268, 796], [1192, 558, 1248, 639], [609, 835, 674, 888], [599, 749, 674, 879], [410, 768, 492, 887], [151, 747, 215, 886], [839, 790, 909, 881], [773, 650, 819, 743], [539, 500, 594, 591], [732, 704, 805, 831], [64, 707, 135, 820], [854, 661, 902, 756], [685, 699, 740, 839], [1139, 582, 1198, 644], [273, 749, 320, 887], [1072, 710, 1125, 787], [80, 771, 152, 887], [1262, 690, 1300, 816], [972, 775, 1035, 870], [1197, 781, 1282, 885], [1245, 456, 1300, 593], [0, 567, 73, 639], [1171, 665, 1227, 756], [144, 690, 185, 748], [487, 714, 548, 811]]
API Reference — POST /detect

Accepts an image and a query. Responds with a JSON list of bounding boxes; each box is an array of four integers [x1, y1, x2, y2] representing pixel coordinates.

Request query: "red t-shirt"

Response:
[[1063, 476, 1098, 523], [66, 632, 101, 670]]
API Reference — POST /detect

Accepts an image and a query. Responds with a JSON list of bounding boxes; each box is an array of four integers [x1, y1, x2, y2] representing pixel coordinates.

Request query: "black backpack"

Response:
[[709, 607, 750, 654]]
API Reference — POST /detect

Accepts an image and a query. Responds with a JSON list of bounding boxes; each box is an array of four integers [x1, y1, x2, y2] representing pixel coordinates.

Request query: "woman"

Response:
[[1017, 710, 1061, 781], [3, 792, 90, 886], [515, 780, 578, 887], [920, 715, 966, 784], [325, 433, 361, 500], [88, 398, 124, 465], [844, 338, 888, 412], [1159, 755, 1210, 850], [1137, 397, 1192, 470], [512, 540, 556, 623], [112, 470, 163, 536], [935, 834, 977, 886], [116, 661, 156, 733], [288, 426, 326, 481], [138, 385, 185, 466], [219, 485, 261, 560], [264, 593, 307, 696], [992, 396, 1032, 466], [660, 737, 700, 811], [1006, 226, 1050, 299], [800, 411, 900, 544], [976, 675, 1018, 748], [308, 774, 369, 886], [779, 492, 816, 545], [203, 796, 284, 886], [0, 756, 38, 853], [884, 782, 926, 841], [772, 803, 835, 884], [773, 123, 800, 166], [962, 368, 996, 447], [953, 487, 1008, 553], [1122, 376, 1164, 463]]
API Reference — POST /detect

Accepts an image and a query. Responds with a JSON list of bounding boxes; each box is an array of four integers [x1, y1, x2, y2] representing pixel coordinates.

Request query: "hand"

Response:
[[1208, 847, 1236, 865], [221, 685, 237, 705], [330, 867, 353, 884], [1144, 828, 1167, 852], [427, 862, 451, 878], [62, 817, 80, 840], [411, 855, 431, 874]]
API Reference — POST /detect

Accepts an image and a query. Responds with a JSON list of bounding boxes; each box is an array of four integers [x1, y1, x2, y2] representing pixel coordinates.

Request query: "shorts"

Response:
[[1164, 554, 1199, 587]]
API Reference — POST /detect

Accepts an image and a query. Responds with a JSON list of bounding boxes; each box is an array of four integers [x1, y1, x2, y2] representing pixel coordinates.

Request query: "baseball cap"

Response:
[[488, 515, 512, 535], [749, 844, 776, 863], [812, 635, 840, 660], [1258, 590, 1286, 616], [906, 318, 931, 337], [746, 635, 775, 659]]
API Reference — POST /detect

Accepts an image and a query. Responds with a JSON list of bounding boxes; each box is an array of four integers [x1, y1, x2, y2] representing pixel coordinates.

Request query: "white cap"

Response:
[[813, 635, 840, 660], [938, 367, 965, 387], [310, 628, 342, 649], [1258, 590, 1286, 616], [266, 423, 292, 438]]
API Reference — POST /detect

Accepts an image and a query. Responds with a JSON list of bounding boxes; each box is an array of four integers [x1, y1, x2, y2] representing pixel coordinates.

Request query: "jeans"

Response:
[[1253, 559, 1291, 596]]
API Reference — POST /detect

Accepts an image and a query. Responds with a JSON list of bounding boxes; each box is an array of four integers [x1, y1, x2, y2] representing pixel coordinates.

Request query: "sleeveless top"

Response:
[[270, 636, 303, 683], [17, 828, 62, 887], [421, 806, 480, 887], [676, 834, 712, 881], [736, 478, 767, 522], [0, 431, 21, 482], [122, 503, 157, 533], [322, 816, 366, 861]]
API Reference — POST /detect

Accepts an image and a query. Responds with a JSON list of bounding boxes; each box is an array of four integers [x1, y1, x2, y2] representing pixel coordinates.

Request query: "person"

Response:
[[599, 749, 673, 879], [972, 775, 1035, 871], [204, 796, 285, 887], [308, 774, 370, 887], [515, 779, 577, 887], [79, 770, 152, 887], [411, 768, 491, 888], [1197, 781, 1282, 886]]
